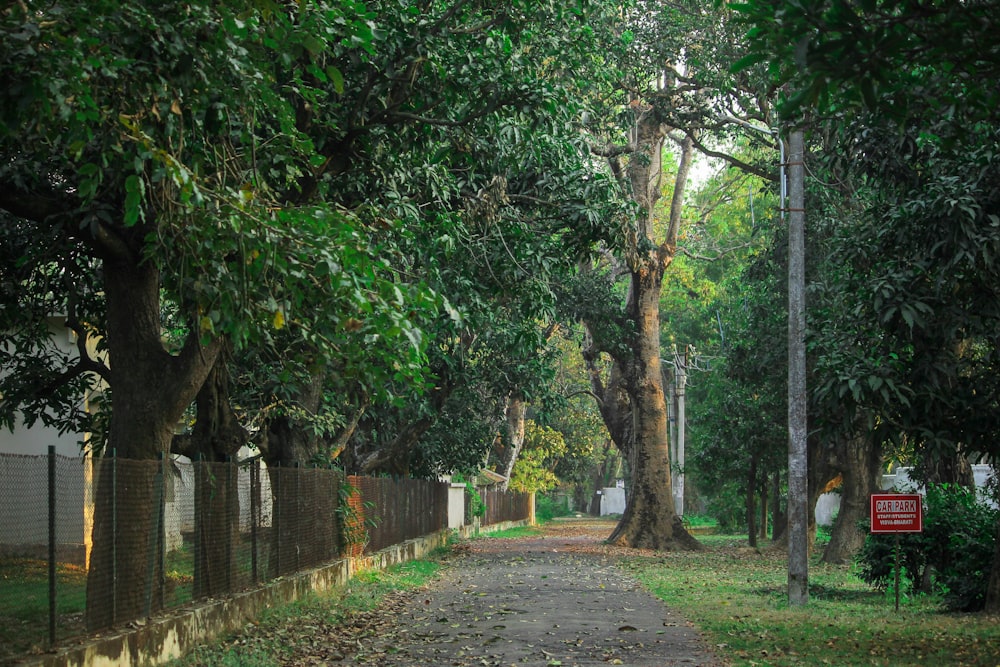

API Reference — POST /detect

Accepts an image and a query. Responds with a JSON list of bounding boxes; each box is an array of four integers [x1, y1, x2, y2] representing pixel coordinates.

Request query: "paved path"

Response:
[[345, 519, 724, 666]]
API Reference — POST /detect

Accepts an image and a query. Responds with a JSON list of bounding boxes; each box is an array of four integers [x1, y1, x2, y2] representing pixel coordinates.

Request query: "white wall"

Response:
[[448, 483, 466, 529], [598, 487, 627, 516], [816, 464, 997, 526]]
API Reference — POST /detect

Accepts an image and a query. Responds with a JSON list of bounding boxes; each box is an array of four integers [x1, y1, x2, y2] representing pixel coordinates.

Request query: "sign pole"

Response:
[[894, 533, 901, 612], [870, 492, 923, 613]]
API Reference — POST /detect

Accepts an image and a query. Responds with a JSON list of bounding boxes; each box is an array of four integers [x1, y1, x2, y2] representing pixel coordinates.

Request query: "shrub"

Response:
[[452, 473, 486, 521], [535, 493, 572, 523], [855, 484, 999, 611]]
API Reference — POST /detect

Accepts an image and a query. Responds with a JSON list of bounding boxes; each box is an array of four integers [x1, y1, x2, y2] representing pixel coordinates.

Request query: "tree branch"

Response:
[[684, 129, 778, 181]]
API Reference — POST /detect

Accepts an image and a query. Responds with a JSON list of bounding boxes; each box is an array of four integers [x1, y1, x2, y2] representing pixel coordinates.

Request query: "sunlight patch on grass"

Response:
[[626, 539, 1000, 667]]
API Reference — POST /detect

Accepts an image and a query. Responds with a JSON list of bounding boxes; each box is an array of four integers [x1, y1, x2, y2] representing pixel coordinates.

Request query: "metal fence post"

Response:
[[111, 448, 117, 626], [274, 461, 280, 577], [250, 458, 259, 584], [145, 453, 165, 617], [48, 445, 56, 648], [193, 454, 202, 600]]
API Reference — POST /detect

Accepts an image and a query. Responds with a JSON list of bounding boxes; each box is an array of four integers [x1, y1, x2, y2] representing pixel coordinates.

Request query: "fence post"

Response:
[[111, 448, 117, 626], [48, 445, 56, 648], [226, 456, 234, 593], [274, 461, 280, 577], [193, 454, 202, 599], [144, 453, 165, 617], [250, 458, 258, 584], [158, 453, 166, 606], [294, 462, 300, 572]]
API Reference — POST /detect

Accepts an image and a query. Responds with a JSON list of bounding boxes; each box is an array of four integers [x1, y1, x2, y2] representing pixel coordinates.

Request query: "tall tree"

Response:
[[572, 0, 777, 549], [2, 0, 628, 624], [736, 0, 1000, 609]]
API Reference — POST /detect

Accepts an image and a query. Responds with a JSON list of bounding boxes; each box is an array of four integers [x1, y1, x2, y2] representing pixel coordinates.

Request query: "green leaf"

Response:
[[123, 174, 144, 226], [327, 66, 345, 94], [730, 52, 767, 73]]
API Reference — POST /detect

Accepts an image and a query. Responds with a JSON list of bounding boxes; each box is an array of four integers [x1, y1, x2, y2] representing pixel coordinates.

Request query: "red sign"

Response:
[[870, 493, 923, 533]]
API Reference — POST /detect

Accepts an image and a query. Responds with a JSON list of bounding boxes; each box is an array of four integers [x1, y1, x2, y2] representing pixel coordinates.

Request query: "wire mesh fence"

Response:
[[481, 486, 532, 526], [0, 449, 528, 663]]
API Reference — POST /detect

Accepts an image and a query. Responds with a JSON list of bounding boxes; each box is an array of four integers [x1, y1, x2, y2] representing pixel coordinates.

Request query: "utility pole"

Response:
[[786, 128, 809, 606], [674, 346, 687, 517]]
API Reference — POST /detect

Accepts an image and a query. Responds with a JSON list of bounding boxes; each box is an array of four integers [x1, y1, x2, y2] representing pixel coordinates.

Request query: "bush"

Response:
[[535, 493, 572, 523], [703, 483, 748, 534], [452, 473, 486, 521], [855, 484, 999, 611]]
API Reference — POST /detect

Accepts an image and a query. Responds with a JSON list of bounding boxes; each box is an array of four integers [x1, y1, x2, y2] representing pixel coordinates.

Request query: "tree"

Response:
[[736, 0, 1000, 609], [569, 0, 779, 549], [509, 421, 567, 495], [2, 0, 628, 625]]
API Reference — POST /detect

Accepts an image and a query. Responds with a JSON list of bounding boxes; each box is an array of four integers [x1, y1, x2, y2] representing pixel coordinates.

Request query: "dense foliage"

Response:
[[856, 485, 999, 611]]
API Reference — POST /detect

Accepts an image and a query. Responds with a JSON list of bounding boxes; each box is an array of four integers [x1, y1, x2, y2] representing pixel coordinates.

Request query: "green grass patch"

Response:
[[0, 557, 87, 662], [481, 525, 544, 539], [167, 557, 443, 666], [626, 537, 1000, 666]]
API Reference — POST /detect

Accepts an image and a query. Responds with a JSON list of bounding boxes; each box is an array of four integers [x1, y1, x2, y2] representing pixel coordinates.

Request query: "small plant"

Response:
[[855, 484, 998, 611], [535, 493, 572, 522], [453, 473, 486, 521], [337, 481, 376, 555]]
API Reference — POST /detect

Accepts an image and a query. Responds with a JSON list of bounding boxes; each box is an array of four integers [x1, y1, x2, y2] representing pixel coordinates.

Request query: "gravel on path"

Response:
[[332, 518, 725, 667]]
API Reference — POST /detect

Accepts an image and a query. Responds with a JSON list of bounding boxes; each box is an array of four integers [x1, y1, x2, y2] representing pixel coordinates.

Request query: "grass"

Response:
[[626, 534, 1000, 667], [0, 557, 87, 662], [166, 553, 445, 666], [9, 527, 1000, 666], [481, 525, 544, 539]]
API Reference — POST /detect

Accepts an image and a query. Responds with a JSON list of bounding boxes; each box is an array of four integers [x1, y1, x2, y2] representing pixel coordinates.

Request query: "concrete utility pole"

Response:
[[786, 129, 809, 606], [673, 346, 687, 517]]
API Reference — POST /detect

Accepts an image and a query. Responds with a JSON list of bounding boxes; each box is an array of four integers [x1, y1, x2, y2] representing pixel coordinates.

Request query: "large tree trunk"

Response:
[[497, 395, 527, 490], [172, 359, 248, 598], [607, 261, 701, 549], [260, 370, 326, 576], [602, 113, 699, 551], [770, 472, 785, 542], [822, 435, 882, 564], [86, 257, 220, 631]]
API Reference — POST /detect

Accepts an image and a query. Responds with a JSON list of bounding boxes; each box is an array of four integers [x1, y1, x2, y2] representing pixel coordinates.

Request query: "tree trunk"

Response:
[[86, 257, 220, 631], [985, 514, 1000, 613], [770, 472, 785, 542], [262, 416, 337, 576], [172, 359, 248, 598], [589, 110, 699, 551], [759, 476, 769, 541], [822, 436, 882, 564], [747, 457, 758, 548], [497, 395, 527, 490], [260, 371, 324, 576], [924, 451, 974, 488], [607, 252, 699, 549]]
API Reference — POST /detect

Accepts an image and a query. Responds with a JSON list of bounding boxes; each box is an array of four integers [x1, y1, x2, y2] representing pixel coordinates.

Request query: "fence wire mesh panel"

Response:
[[0, 453, 91, 661], [354, 476, 449, 554], [0, 451, 458, 663], [480, 488, 531, 526]]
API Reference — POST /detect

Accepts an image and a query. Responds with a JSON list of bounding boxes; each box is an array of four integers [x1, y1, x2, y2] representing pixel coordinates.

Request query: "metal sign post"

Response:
[[870, 493, 924, 611]]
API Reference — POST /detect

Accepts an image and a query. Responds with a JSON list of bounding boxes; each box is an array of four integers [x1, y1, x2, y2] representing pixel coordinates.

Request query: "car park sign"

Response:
[[870, 493, 923, 533]]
